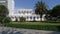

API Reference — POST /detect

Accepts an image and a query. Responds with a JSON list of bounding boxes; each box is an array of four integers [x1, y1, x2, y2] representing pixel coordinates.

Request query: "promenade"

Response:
[[0, 26, 60, 34]]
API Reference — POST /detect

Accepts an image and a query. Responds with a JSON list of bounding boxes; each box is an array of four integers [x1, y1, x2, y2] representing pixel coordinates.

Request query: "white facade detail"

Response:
[[9, 9, 46, 21], [8, 0, 14, 15]]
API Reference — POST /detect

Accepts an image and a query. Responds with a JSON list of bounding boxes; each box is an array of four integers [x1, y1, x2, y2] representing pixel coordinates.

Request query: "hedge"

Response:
[[6, 23, 60, 31]]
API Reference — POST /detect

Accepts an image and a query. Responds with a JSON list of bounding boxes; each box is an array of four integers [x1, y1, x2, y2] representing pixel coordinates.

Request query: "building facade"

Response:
[[0, 0, 46, 21], [8, 0, 14, 15], [9, 9, 46, 21]]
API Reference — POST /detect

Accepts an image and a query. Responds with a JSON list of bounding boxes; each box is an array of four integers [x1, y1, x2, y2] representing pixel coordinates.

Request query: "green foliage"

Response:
[[15, 17, 18, 22], [42, 21, 60, 23], [3, 17, 11, 23], [47, 5, 60, 21], [6, 22, 60, 31], [50, 5, 60, 17], [35, 1, 48, 21], [0, 5, 9, 23], [0, 5, 9, 16], [0, 16, 5, 23], [19, 17, 26, 22]]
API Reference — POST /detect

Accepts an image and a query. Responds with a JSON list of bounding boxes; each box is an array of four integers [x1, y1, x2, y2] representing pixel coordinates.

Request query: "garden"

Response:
[[6, 22, 60, 31]]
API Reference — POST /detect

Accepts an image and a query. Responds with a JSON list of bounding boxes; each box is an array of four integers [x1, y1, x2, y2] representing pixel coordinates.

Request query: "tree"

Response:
[[35, 1, 48, 21], [19, 17, 26, 22], [45, 9, 52, 20], [51, 5, 60, 17], [15, 17, 18, 22], [2, 17, 11, 24], [0, 5, 8, 16], [0, 5, 9, 23]]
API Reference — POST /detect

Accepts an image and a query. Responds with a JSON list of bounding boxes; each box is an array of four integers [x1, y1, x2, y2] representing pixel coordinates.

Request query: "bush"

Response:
[[6, 23, 60, 31], [19, 17, 26, 22], [3, 17, 11, 23], [0, 16, 5, 23], [47, 20, 60, 23], [15, 17, 18, 22], [0, 5, 9, 23]]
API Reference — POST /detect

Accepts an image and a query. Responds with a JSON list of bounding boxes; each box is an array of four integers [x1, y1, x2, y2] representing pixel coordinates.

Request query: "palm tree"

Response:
[[35, 1, 48, 21]]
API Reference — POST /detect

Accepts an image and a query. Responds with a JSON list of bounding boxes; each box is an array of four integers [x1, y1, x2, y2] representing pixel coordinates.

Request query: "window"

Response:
[[30, 17, 32, 19], [19, 11, 20, 13], [33, 17, 35, 19], [30, 11, 31, 13], [27, 11, 28, 13], [37, 17, 39, 19]]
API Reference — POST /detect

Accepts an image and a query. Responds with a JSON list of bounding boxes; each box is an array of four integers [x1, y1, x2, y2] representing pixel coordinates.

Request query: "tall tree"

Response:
[[51, 5, 60, 17], [0, 5, 9, 16], [0, 5, 9, 23], [35, 1, 48, 21]]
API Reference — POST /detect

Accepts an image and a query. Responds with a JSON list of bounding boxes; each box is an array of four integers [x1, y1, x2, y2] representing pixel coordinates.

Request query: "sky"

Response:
[[14, 0, 60, 10]]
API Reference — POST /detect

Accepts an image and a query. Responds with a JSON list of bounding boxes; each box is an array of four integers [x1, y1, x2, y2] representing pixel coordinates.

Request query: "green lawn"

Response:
[[6, 22, 60, 31], [10, 22, 60, 25]]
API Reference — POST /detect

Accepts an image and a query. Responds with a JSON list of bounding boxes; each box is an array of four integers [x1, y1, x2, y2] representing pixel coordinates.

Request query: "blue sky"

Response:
[[14, 0, 60, 10]]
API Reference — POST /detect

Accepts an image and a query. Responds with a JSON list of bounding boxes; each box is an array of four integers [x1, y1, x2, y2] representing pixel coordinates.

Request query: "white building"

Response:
[[0, 0, 46, 21], [9, 9, 46, 21], [8, 0, 14, 15]]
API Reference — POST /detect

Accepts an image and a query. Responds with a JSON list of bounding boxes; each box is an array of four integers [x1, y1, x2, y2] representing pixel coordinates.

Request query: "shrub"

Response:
[[6, 23, 60, 31], [15, 17, 18, 22], [3, 17, 11, 23], [19, 17, 26, 22], [0, 16, 5, 23]]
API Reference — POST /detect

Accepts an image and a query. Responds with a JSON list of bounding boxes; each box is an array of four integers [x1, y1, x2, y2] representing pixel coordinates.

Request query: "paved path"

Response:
[[0, 26, 60, 34]]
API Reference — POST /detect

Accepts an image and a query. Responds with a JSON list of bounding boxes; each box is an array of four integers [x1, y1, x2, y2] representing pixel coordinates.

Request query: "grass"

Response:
[[9, 22, 60, 25], [6, 22, 60, 31]]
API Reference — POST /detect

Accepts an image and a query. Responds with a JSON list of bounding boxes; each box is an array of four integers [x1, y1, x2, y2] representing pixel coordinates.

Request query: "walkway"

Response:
[[0, 26, 60, 34]]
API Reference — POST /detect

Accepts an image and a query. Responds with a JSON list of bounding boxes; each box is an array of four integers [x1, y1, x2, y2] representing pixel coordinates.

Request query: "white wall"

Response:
[[8, 0, 14, 15]]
